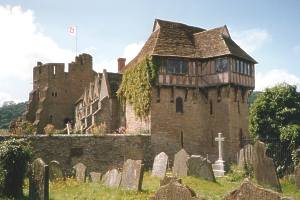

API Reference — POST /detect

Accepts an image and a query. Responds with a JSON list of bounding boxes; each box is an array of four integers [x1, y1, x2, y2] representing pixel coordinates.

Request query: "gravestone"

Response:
[[29, 158, 49, 200], [173, 149, 189, 177], [253, 141, 281, 191], [102, 169, 122, 187], [224, 179, 294, 200], [152, 152, 168, 178], [295, 163, 300, 189], [187, 155, 216, 182], [237, 144, 254, 167], [72, 162, 87, 182], [90, 172, 101, 183], [149, 181, 204, 200], [120, 159, 144, 191], [49, 160, 63, 181]]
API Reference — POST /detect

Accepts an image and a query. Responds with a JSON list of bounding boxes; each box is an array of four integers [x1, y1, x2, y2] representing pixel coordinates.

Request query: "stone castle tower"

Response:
[[120, 19, 256, 162], [24, 53, 96, 132]]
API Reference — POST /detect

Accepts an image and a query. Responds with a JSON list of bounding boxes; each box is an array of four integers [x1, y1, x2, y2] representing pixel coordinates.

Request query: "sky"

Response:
[[0, 0, 300, 106]]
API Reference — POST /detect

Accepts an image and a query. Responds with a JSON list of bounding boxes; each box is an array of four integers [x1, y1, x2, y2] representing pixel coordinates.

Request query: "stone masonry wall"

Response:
[[0, 135, 152, 175], [150, 86, 250, 163]]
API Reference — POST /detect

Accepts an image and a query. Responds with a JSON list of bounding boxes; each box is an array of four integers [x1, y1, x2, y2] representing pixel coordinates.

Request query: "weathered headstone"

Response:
[[253, 141, 281, 191], [212, 132, 225, 177], [173, 149, 189, 177], [102, 169, 122, 187], [90, 172, 101, 183], [152, 152, 168, 178], [237, 144, 254, 167], [160, 176, 182, 186], [29, 158, 49, 200], [187, 155, 216, 182], [72, 162, 87, 182], [294, 163, 300, 189], [223, 179, 294, 200], [120, 159, 144, 191], [49, 160, 63, 181], [149, 181, 204, 200]]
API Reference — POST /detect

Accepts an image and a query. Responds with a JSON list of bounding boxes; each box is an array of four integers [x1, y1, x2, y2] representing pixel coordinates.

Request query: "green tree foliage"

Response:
[[0, 102, 27, 129], [0, 138, 32, 198], [249, 83, 300, 176], [117, 57, 158, 119], [247, 91, 263, 107]]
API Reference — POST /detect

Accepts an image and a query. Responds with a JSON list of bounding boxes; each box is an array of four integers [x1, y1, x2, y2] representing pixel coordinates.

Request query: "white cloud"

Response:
[[255, 69, 300, 91], [0, 5, 74, 80], [231, 29, 271, 53], [0, 92, 12, 107], [94, 41, 144, 73], [0, 5, 74, 103], [122, 41, 144, 64]]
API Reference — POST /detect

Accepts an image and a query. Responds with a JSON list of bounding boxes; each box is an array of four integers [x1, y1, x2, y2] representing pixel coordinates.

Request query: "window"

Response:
[[49, 115, 53, 123], [53, 65, 56, 75], [167, 59, 188, 74], [236, 60, 240, 73], [210, 100, 213, 115], [176, 97, 183, 113], [215, 58, 228, 73]]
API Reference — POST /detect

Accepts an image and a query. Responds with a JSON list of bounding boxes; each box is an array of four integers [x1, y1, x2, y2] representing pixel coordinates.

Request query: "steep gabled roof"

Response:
[[122, 19, 257, 72]]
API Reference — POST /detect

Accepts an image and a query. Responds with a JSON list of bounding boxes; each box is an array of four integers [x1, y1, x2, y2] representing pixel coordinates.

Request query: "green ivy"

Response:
[[117, 57, 158, 119]]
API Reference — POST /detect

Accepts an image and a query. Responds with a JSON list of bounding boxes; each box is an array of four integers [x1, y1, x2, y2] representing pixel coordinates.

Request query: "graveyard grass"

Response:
[[20, 172, 300, 200]]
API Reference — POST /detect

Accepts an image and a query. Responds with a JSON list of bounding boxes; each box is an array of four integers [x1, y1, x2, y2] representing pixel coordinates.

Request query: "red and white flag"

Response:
[[68, 25, 77, 36]]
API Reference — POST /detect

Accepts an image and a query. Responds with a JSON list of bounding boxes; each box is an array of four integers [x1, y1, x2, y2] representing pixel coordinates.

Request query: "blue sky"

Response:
[[0, 0, 300, 105]]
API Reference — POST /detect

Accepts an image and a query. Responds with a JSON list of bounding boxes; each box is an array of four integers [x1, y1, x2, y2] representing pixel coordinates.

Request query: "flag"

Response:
[[68, 26, 77, 36]]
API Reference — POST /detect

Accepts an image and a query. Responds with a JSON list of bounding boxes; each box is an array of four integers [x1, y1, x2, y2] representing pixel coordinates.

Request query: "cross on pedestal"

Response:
[[212, 132, 225, 177], [66, 123, 71, 135], [215, 132, 225, 161]]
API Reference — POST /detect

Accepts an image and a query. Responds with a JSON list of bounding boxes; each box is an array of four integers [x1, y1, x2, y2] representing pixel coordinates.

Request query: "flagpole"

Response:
[[75, 25, 78, 56]]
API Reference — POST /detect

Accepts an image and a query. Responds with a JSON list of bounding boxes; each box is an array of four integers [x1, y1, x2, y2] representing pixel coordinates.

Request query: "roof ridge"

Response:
[[193, 25, 227, 36], [155, 18, 206, 32]]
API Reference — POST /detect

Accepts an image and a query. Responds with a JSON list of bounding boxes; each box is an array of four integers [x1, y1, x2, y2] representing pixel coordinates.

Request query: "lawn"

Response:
[[19, 172, 300, 200]]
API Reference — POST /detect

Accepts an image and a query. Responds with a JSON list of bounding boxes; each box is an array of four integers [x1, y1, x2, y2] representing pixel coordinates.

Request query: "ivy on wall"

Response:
[[117, 57, 158, 119]]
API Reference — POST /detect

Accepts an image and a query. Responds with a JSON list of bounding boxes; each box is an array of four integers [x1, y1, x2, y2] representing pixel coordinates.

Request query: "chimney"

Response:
[[117, 58, 126, 72]]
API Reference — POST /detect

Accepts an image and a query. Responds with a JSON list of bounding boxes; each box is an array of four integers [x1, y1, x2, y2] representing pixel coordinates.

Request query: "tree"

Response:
[[249, 83, 300, 176]]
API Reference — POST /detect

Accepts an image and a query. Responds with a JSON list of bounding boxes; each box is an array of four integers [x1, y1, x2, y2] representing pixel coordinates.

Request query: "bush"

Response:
[[91, 123, 107, 135], [44, 124, 55, 135], [0, 138, 32, 198], [226, 164, 253, 182]]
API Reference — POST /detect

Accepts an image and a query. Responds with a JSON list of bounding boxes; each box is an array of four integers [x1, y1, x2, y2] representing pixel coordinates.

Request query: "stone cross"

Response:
[[66, 123, 70, 135], [215, 132, 224, 161], [212, 132, 225, 177]]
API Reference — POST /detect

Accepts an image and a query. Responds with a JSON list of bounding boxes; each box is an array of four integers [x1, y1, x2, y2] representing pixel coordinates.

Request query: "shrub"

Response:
[[91, 123, 107, 135], [20, 120, 36, 135], [0, 138, 32, 198], [44, 124, 55, 135]]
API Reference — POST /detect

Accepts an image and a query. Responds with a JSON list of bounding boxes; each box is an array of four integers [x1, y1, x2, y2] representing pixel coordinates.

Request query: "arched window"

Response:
[[49, 115, 53, 124], [176, 97, 183, 113]]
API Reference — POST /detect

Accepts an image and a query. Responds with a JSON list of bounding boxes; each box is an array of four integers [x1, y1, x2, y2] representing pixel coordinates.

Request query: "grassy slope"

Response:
[[20, 172, 300, 200]]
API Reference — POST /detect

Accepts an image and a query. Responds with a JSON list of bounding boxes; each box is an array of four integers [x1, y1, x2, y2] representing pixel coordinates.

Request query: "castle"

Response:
[[25, 19, 256, 162]]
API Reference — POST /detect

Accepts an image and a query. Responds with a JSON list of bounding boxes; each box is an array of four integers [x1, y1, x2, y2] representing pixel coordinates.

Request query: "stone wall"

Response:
[[150, 86, 250, 163], [0, 134, 152, 175]]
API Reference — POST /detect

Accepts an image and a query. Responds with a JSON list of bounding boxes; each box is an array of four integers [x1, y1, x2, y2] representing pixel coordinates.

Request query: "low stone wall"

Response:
[[0, 134, 152, 175]]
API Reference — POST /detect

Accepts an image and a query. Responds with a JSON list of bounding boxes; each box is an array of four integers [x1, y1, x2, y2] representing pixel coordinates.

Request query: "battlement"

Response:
[[33, 53, 94, 86]]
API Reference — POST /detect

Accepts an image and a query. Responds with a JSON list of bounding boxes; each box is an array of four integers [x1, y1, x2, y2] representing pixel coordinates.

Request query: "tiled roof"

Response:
[[122, 19, 257, 72]]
